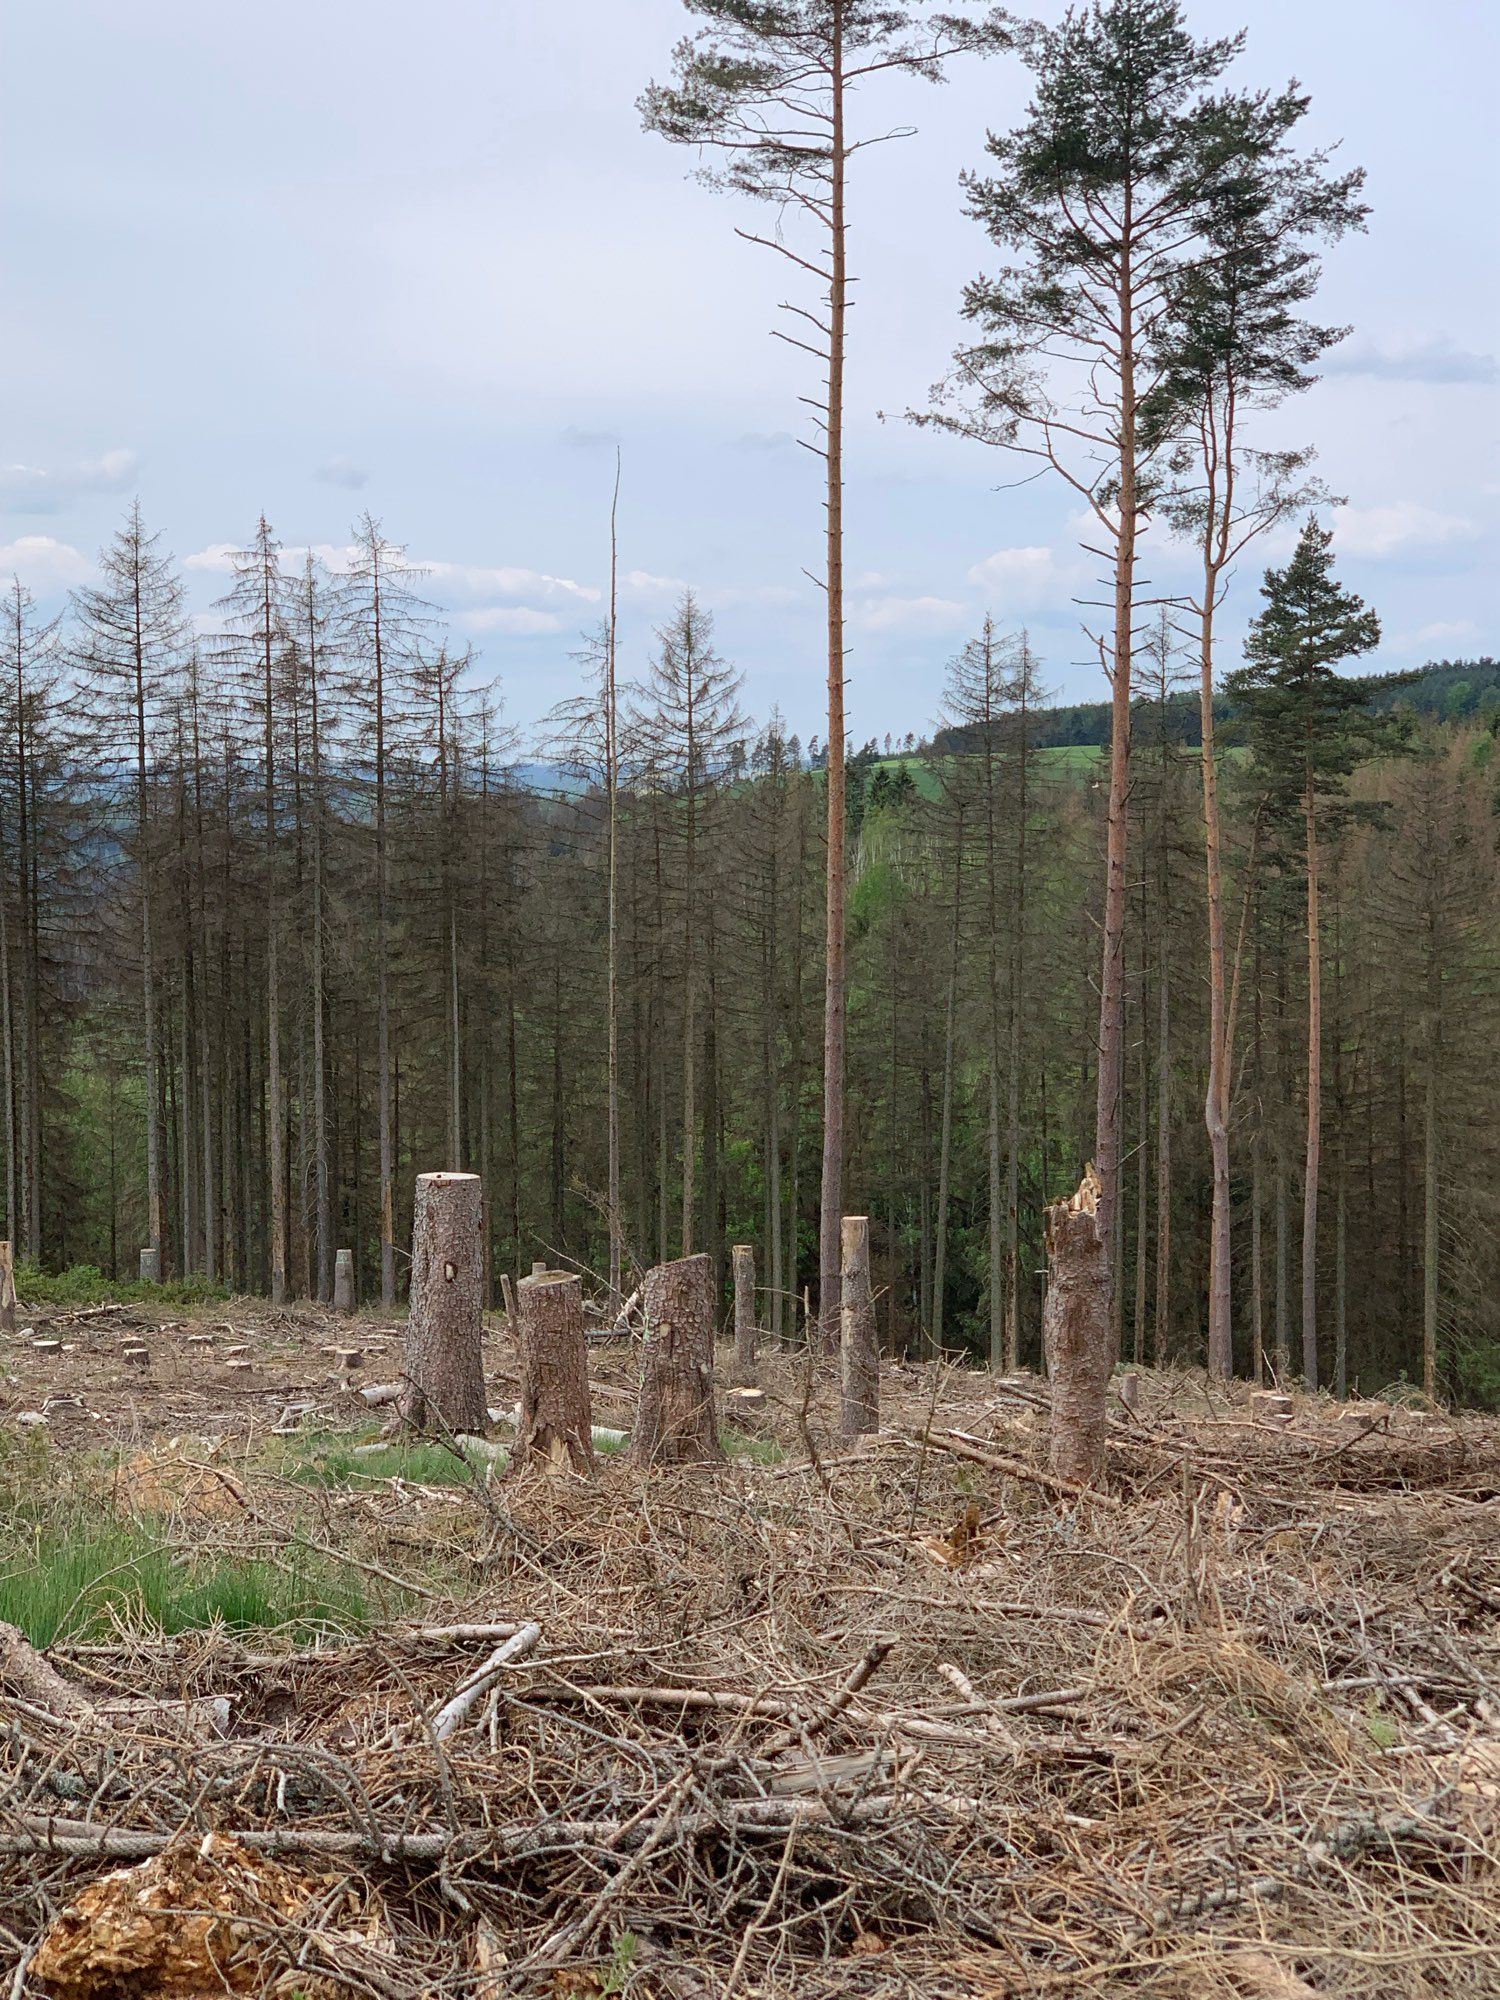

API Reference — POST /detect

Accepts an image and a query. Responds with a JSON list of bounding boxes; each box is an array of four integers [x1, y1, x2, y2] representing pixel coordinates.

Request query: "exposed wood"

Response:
[[0, 1239, 14, 1336], [731, 1242, 757, 1382], [1044, 1168, 1113, 1488]]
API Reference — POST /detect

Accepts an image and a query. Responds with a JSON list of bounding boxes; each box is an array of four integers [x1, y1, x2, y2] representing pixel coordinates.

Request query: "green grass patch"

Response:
[[274, 1428, 500, 1488], [15, 1259, 229, 1309], [720, 1426, 783, 1466], [0, 1522, 366, 1646]]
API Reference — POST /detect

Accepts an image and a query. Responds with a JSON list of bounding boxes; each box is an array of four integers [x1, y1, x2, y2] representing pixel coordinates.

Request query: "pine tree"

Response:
[[1228, 518, 1385, 1387]]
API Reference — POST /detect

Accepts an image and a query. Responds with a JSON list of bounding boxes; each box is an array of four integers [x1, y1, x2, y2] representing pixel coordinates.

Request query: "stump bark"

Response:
[[0, 1241, 14, 1336], [399, 1172, 488, 1436], [333, 1248, 355, 1316], [138, 1247, 161, 1284], [511, 1270, 596, 1478], [1044, 1167, 1113, 1487], [840, 1215, 879, 1436], [630, 1253, 724, 1467], [731, 1243, 757, 1383]]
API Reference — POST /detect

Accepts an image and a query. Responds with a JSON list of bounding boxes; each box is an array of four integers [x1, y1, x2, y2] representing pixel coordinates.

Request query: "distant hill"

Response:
[[932, 657, 1500, 755]]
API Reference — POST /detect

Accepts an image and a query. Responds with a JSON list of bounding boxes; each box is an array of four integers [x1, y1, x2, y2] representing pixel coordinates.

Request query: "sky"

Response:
[[1, 0, 1496, 746]]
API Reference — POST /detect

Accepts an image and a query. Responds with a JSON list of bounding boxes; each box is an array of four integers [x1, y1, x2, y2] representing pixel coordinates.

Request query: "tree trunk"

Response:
[[1153, 968, 1171, 1370], [1422, 926, 1440, 1403], [399, 1172, 487, 1435], [511, 1270, 596, 1478], [840, 1214, 878, 1436], [1045, 1168, 1112, 1488], [631, 1252, 723, 1467], [0, 1240, 14, 1336], [333, 1247, 355, 1316], [1301, 777, 1321, 1388], [731, 1242, 757, 1383], [816, 16, 848, 1345], [931, 843, 961, 1351]]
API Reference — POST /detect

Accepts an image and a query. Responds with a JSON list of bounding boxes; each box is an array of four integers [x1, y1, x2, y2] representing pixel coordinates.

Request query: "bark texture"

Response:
[[399, 1172, 487, 1436], [731, 1243, 757, 1382], [511, 1270, 596, 1478], [333, 1247, 354, 1316], [839, 1215, 878, 1437], [0, 1240, 14, 1336], [1045, 1168, 1113, 1488], [631, 1252, 723, 1467]]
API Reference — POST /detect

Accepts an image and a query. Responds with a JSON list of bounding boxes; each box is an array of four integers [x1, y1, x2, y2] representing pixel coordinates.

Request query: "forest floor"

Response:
[[0, 1298, 1495, 1998]]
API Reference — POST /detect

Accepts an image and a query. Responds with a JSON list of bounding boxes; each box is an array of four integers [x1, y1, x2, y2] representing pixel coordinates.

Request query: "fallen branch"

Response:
[[429, 1622, 543, 1741], [917, 1428, 1123, 1510]]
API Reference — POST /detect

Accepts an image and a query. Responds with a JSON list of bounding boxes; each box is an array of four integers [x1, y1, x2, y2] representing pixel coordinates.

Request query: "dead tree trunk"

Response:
[[631, 1252, 723, 1467], [731, 1243, 757, 1383], [333, 1247, 355, 1316], [0, 1240, 14, 1336], [1045, 1168, 1112, 1488], [511, 1270, 595, 1478], [399, 1172, 487, 1436], [840, 1214, 878, 1437]]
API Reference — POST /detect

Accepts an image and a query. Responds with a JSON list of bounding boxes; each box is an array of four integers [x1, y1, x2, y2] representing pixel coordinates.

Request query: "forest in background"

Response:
[[2, 523, 1496, 1404]]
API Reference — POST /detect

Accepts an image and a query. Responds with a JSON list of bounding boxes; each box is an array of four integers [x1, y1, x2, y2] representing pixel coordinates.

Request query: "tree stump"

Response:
[[630, 1253, 724, 1467], [333, 1248, 355, 1315], [139, 1247, 161, 1284], [511, 1270, 596, 1478], [0, 1241, 15, 1337], [840, 1215, 879, 1436], [731, 1243, 757, 1383], [1045, 1167, 1113, 1487], [398, 1172, 488, 1436]]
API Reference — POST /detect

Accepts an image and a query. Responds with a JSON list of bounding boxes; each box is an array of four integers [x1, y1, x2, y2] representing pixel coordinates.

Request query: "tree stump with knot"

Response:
[[399, 1173, 488, 1436]]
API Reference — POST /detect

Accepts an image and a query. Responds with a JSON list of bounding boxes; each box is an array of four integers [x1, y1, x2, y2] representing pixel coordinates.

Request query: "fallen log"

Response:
[[917, 1427, 1123, 1510]]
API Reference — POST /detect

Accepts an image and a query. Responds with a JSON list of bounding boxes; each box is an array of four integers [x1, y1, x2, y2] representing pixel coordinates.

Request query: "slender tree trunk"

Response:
[[1153, 967, 1171, 1370], [1301, 775, 1321, 1387], [931, 842, 962, 1351], [606, 454, 623, 1308], [1422, 914, 1441, 1402], [840, 1214, 878, 1436], [1200, 585, 1233, 1379], [732, 1242, 757, 1382], [817, 14, 848, 1342]]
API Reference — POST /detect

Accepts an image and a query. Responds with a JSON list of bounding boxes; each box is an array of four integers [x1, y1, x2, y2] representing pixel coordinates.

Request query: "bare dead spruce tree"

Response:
[[732, 1243, 758, 1383], [840, 1215, 879, 1437], [631, 1252, 724, 1468], [399, 1172, 488, 1436], [511, 1270, 596, 1478], [1045, 1167, 1113, 1487]]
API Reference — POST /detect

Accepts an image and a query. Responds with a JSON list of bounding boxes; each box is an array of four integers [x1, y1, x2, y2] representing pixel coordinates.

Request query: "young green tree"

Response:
[[641, 0, 1007, 1337], [1228, 519, 1383, 1387]]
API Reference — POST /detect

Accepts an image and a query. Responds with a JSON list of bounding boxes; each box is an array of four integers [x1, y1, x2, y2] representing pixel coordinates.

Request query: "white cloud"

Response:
[[423, 560, 599, 604], [1401, 619, 1479, 649], [855, 594, 966, 633], [1333, 504, 1477, 559], [184, 541, 241, 573], [966, 544, 1082, 610], [622, 568, 688, 599], [0, 535, 93, 586], [1327, 337, 1497, 386], [0, 450, 140, 516], [314, 456, 369, 490], [461, 606, 562, 636]]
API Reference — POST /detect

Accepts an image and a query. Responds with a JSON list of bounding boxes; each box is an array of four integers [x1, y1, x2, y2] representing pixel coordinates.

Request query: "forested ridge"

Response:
[[3, 529, 1496, 1403]]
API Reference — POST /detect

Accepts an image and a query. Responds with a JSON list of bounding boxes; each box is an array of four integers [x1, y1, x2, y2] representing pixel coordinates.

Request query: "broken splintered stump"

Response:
[[510, 1270, 596, 1478], [631, 1253, 724, 1467], [399, 1172, 488, 1436], [840, 1215, 879, 1438], [1044, 1167, 1112, 1489], [333, 1247, 355, 1316], [0, 1240, 15, 1337]]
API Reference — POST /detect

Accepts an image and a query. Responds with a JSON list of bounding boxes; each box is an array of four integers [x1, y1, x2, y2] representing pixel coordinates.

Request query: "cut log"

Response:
[[399, 1173, 488, 1436], [840, 1216, 879, 1437], [630, 1253, 724, 1467], [1044, 1167, 1113, 1488], [333, 1247, 355, 1315], [510, 1270, 596, 1478], [0, 1240, 15, 1337], [732, 1243, 758, 1383]]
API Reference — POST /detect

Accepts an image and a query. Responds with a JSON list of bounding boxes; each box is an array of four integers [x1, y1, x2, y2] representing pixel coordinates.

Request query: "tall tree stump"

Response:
[[511, 1270, 596, 1477], [399, 1173, 488, 1435], [333, 1248, 355, 1316], [0, 1242, 15, 1337], [139, 1248, 161, 1284], [1045, 1167, 1113, 1487], [840, 1215, 879, 1436], [631, 1253, 724, 1467], [731, 1244, 758, 1383]]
